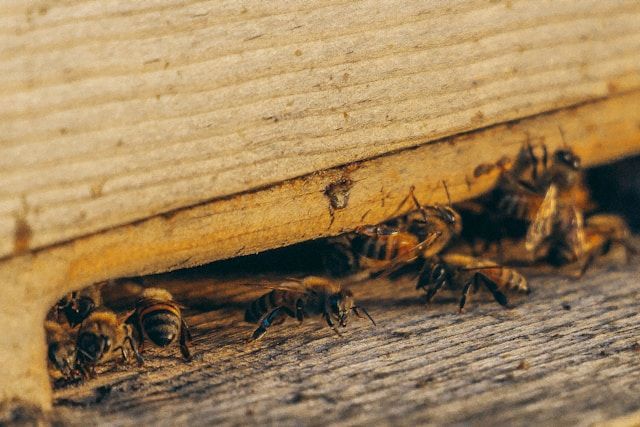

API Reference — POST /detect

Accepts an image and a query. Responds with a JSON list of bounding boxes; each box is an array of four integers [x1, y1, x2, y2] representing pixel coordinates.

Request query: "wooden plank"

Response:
[[48, 254, 640, 426], [1, 92, 639, 409], [2, 0, 640, 258]]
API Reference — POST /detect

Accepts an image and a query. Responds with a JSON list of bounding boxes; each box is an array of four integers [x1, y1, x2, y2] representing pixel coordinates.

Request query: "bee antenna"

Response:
[[442, 180, 452, 206], [353, 306, 376, 326], [459, 265, 502, 272], [77, 348, 95, 362], [557, 125, 569, 149], [409, 186, 429, 223]]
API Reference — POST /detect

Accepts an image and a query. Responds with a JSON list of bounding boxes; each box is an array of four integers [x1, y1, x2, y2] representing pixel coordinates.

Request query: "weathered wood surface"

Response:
[[1, 92, 640, 409], [2, 0, 640, 258], [49, 249, 640, 426]]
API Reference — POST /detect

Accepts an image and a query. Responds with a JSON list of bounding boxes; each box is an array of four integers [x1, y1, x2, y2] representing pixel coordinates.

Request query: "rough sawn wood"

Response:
[[1, 91, 640, 410], [50, 258, 640, 426], [2, 0, 640, 257]]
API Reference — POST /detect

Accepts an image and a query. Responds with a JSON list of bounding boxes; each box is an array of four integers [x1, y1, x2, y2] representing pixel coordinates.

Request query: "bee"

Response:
[[575, 214, 637, 276], [244, 276, 375, 341], [466, 140, 589, 262], [52, 282, 105, 327], [75, 309, 143, 377], [325, 185, 462, 277], [417, 253, 529, 312], [44, 321, 78, 381], [128, 287, 193, 361], [495, 143, 583, 222]]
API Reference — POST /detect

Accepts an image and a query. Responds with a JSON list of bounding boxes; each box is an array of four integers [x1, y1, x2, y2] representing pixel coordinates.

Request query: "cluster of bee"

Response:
[[317, 140, 633, 320], [45, 285, 192, 383], [44, 141, 635, 385]]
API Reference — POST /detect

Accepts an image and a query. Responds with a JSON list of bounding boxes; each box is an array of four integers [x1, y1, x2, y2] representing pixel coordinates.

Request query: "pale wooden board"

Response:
[[2, 0, 640, 257], [1, 93, 640, 409], [49, 249, 640, 426]]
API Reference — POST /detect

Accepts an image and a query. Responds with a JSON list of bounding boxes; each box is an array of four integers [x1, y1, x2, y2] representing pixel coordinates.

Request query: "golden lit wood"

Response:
[[2, 0, 640, 257], [1, 91, 640, 409]]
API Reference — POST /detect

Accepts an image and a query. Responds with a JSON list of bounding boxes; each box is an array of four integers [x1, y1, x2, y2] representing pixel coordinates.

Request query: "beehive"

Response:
[[2, 0, 640, 413]]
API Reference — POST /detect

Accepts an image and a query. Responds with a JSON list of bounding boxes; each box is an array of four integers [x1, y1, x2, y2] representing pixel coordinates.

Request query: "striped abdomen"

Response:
[[497, 192, 540, 221], [245, 290, 300, 323], [479, 267, 529, 294], [351, 229, 418, 263], [138, 300, 182, 347]]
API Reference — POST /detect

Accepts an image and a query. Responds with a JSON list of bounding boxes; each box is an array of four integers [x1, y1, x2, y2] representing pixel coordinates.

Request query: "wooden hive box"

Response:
[[1, 0, 640, 413]]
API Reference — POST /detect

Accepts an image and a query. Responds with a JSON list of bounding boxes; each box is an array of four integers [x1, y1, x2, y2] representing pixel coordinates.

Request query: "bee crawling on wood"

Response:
[[573, 214, 637, 276], [128, 287, 193, 361], [51, 282, 105, 327], [417, 253, 530, 312], [44, 321, 79, 382], [244, 276, 375, 341], [75, 309, 143, 378], [325, 184, 462, 277], [466, 139, 591, 260]]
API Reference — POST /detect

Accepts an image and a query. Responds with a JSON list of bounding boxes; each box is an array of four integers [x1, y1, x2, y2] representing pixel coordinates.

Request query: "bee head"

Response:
[[328, 289, 354, 327], [431, 206, 463, 236], [64, 296, 96, 327], [76, 332, 111, 366], [48, 341, 76, 376], [329, 289, 376, 329], [553, 149, 581, 170]]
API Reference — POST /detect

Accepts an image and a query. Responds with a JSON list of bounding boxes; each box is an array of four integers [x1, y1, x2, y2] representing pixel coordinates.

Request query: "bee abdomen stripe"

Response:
[[142, 312, 180, 346], [139, 302, 180, 319]]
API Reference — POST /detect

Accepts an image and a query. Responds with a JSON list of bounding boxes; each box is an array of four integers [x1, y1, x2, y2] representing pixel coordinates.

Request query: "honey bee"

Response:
[[244, 276, 375, 341], [466, 140, 590, 261], [52, 282, 105, 327], [75, 309, 143, 377], [128, 287, 193, 361], [495, 144, 583, 222], [326, 185, 462, 277], [417, 253, 529, 312], [525, 183, 586, 262], [575, 214, 637, 276], [44, 321, 78, 381]]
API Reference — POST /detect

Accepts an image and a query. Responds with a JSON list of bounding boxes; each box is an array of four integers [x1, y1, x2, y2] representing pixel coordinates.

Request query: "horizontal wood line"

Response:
[[0, 0, 459, 58], [3, 42, 636, 157], [2, 4, 637, 92], [2, 89, 638, 262], [95, 313, 637, 412], [0, 75, 624, 206], [3, 25, 637, 126], [0, 69, 632, 202], [0, 0, 352, 32]]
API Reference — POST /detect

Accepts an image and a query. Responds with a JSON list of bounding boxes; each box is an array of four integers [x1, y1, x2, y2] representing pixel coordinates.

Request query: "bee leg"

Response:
[[458, 277, 476, 313], [575, 250, 598, 279], [476, 273, 509, 307], [527, 140, 539, 182], [133, 318, 145, 354], [251, 308, 286, 341], [325, 314, 343, 337], [417, 262, 447, 303], [115, 346, 129, 363], [179, 319, 193, 362], [125, 336, 144, 366], [295, 299, 305, 322]]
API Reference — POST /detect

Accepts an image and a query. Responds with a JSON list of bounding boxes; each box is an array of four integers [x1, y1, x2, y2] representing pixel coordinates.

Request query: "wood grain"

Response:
[[1, 91, 639, 409], [49, 253, 640, 426], [2, 0, 640, 258]]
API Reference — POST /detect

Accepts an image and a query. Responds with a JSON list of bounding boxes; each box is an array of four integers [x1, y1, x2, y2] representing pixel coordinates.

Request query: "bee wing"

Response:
[[117, 308, 137, 323], [525, 184, 558, 252], [238, 280, 308, 293], [562, 205, 586, 258]]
